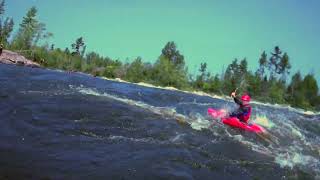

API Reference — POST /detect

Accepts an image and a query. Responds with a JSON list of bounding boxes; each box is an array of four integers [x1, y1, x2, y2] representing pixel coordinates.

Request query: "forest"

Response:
[[1, 2, 319, 111]]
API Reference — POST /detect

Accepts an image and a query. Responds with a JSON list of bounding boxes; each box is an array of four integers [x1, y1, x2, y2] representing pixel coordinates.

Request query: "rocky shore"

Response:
[[0, 50, 40, 68]]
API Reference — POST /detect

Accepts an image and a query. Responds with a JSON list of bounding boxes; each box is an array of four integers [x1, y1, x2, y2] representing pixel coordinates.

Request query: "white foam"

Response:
[[71, 85, 320, 176], [275, 152, 318, 169], [253, 115, 275, 129]]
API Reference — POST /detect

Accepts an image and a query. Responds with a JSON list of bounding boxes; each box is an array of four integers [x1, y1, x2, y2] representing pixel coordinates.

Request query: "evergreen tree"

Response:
[[81, 45, 86, 57], [152, 56, 188, 89], [195, 62, 208, 89], [239, 58, 248, 75], [0, 0, 4, 15], [278, 52, 291, 81], [12, 6, 50, 50], [14, 6, 38, 49], [71, 37, 85, 56], [0, 0, 14, 45], [161, 41, 185, 69], [257, 51, 267, 78], [64, 47, 70, 54], [268, 46, 282, 79], [302, 74, 318, 106], [204, 74, 221, 93], [50, 44, 55, 51], [125, 57, 146, 83], [287, 72, 302, 98]]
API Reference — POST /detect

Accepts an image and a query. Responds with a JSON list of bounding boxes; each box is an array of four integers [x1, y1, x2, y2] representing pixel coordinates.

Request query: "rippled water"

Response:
[[0, 64, 319, 180]]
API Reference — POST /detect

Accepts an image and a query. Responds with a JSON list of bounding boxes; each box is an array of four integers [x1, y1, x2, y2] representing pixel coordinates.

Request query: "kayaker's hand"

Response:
[[231, 92, 236, 98]]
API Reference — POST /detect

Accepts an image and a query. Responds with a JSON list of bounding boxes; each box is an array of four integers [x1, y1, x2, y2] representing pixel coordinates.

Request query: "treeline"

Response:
[[1, 1, 319, 110]]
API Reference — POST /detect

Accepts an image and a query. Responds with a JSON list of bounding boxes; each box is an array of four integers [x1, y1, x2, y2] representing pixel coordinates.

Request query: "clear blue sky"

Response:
[[6, 0, 320, 82]]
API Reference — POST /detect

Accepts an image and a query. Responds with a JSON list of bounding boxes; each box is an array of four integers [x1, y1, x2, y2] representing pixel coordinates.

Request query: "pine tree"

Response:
[[64, 47, 70, 54], [161, 41, 185, 69], [268, 46, 282, 79], [0, 0, 14, 45], [50, 44, 55, 51], [12, 6, 49, 49], [71, 37, 85, 56], [194, 62, 208, 89], [257, 51, 267, 78], [302, 74, 318, 106], [278, 52, 291, 81], [0, 0, 4, 15]]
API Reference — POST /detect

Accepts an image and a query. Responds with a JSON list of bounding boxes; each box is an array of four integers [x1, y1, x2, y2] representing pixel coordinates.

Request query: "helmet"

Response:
[[241, 94, 251, 102]]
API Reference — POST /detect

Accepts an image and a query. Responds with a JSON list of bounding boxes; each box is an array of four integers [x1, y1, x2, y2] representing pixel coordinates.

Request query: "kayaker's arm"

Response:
[[234, 97, 243, 106]]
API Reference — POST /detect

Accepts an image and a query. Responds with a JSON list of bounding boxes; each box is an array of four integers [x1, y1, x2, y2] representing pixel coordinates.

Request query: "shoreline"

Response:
[[1, 50, 318, 115], [0, 50, 40, 68], [94, 73, 320, 116]]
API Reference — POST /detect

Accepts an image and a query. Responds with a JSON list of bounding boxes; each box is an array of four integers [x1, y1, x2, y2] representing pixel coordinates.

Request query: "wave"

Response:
[[71, 85, 319, 175]]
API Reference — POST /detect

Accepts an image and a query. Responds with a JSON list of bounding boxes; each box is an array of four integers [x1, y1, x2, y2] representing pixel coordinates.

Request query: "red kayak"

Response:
[[208, 108, 265, 133]]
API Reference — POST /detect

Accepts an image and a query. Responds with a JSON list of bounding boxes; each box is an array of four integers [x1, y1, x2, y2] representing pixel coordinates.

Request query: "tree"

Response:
[[246, 71, 262, 97], [223, 59, 238, 93], [195, 62, 208, 89], [268, 80, 286, 104], [50, 44, 55, 51], [239, 58, 248, 75], [81, 45, 86, 57], [302, 74, 318, 106], [278, 52, 291, 81], [257, 51, 267, 78], [204, 74, 222, 93], [0, 0, 4, 15], [0, 0, 14, 45], [161, 41, 185, 69], [287, 72, 302, 97], [64, 47, 70, 54], [125, 57, 146, 83], [223, 58, 248, 93], [268, 46, 282, 79], [71, 37, 85, 56], [286, 72, 319, 108], [12, 6, 50, 50], [15, 6, 38, 49], [268, 46, 291, 81], [33, 22, 53, 46], [152, 56, 188, 89]]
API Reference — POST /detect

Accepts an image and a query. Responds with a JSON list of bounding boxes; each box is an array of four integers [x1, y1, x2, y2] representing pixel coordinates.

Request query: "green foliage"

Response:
[[194, 62, 209, 89], [246, 72, 262, 97], [12, 6, 38, 49], [161, 41, 185, 69], [151, 56, 188, 89], [257, 51, 267, 78], [0, 0, 14, 45], [223, 58, 248, 93], [302, 74, 318, 106], [278, 53, 291, 81], [203, 75, 222, 93], [124, 57, 149, 83], [267, 46, 291, 81], [3, 3, 319, 110], [11, 6, 51, 50], [268, 80, 286, 104], [71, 37, 85, 56], [268, 46, 282, 78], [0, 0, 4, 15]]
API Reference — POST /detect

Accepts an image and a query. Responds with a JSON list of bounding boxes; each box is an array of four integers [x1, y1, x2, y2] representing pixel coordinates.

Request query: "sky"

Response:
[[6, 0, 320, 82]]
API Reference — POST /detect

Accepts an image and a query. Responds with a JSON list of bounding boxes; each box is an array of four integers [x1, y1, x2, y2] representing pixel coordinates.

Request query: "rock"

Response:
[[0, 50, 41, 68]]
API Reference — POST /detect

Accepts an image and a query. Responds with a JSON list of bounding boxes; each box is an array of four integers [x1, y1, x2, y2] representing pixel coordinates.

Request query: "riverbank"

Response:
[[0, 50, 40, 68], [1, 49, 319, 115]]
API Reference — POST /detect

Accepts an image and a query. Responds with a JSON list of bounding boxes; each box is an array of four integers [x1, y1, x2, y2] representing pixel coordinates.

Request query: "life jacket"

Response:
[[238, 104, 251, 123]]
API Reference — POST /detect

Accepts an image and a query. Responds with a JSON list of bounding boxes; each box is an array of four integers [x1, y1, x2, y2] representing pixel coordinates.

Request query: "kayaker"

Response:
[[229, 91, 252, 123]]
